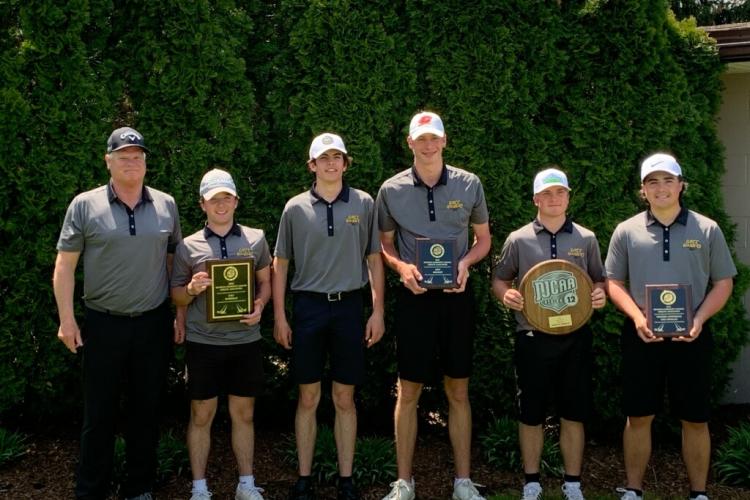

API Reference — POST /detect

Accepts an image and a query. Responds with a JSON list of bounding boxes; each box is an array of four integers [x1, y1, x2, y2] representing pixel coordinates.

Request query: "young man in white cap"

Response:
[[272, 133, 385, 500], [605, 153, 736, 500], [492, 167, 606, 500], [53, 127, 181, 500], [171, 168, 271, 500], [376, 111, 491, 500]]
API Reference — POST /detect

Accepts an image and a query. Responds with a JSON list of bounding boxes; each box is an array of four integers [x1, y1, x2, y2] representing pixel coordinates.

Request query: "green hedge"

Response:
[[1, 0, 746, 432]]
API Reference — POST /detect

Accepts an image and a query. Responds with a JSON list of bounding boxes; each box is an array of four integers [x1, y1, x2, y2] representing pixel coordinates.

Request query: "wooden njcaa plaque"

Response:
[[205, 258, 254, 322], [645, 284, 693, 337], [518, 259, 594, 335]]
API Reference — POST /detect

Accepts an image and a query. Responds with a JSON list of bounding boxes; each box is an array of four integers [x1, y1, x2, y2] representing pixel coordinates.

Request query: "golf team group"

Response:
[[52, 111, 736, 500]]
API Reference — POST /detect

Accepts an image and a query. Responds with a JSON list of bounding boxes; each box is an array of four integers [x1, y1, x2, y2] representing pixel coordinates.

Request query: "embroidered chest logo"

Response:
[[446, 200, 463, 209], [567, 248, 584, 258], [236, 248, 253, 257], [531, 270, 579, 313], [683, 239, 702, 250], [346, 215, 360, 224]]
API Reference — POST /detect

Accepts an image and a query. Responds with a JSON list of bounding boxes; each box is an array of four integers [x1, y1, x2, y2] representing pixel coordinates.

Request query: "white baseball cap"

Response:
[[533, 168, 570, 194], [309, 133, 347, 160], [200, 168, 238, 200], [409, 111, 445, 139], [640, 153, 682, 181]]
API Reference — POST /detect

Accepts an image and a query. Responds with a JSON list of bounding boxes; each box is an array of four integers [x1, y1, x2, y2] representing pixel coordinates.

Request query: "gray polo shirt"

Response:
[[494, 218, 605, 331], [605, 208, 737, 311], [172, 223, 271, 345], [57, 183, 181, 314], [376, 165, 489, 264], [274, 185, 379, 293]]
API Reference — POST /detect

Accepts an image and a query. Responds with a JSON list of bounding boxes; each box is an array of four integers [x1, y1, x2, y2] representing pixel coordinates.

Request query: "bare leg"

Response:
[[444, 376, 472, 478], [394, 378, 423, 479], [332, 382, 357, 477], [519, 423, 543, 474], [559, 418, 584, 476], [296, 382, 322, 476], [682, 420, 710, 492], [187, 398, 218, 480], [228, 395, 256, 476], [623, 415, 654, 490]]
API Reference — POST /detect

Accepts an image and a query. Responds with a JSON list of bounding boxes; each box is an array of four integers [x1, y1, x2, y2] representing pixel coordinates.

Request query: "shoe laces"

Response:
[[454, 478, 485, 499], [386, 479, 414, 499]]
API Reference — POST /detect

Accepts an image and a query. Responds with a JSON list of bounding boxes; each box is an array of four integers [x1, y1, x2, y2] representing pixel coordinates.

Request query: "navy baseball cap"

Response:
[[107, 127, 149, 153]]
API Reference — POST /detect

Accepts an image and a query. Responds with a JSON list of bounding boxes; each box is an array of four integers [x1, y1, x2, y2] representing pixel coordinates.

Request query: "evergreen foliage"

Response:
[[0, 0, 746, 434]]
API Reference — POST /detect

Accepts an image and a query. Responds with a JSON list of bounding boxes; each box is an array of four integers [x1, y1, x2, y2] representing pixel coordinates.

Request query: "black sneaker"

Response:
[[337, 481, 360, 500], [288, 478, 316, 500]]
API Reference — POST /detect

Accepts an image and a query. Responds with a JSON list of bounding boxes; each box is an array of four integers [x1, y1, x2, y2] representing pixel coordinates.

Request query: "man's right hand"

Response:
[[633, 313, 663, 343], [274, 317, 293, 350], [503, 289, 524, 311], [399, 263, 427, 295], [57, 321, 82, 353]]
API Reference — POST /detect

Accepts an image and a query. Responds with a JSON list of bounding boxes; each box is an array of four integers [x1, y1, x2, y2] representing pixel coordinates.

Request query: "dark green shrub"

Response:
[[0, 427, 27, 467], [714, 419, 750, 487], [282, 425, 396, 486], [479, 416, 562, 477], [113, 430, 188, 487]]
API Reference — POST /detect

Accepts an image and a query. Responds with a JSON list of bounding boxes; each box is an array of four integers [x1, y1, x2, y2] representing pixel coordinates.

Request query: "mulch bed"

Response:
[[1, 406, 748, 500]]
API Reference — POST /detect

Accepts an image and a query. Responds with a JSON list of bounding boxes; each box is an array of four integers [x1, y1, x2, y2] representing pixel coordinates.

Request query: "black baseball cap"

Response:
[[107, 127, 149, 153]]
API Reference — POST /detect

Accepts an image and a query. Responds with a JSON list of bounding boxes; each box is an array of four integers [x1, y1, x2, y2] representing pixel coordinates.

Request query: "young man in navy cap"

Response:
[[376, 111, 491, 500], [53, 127, 181, 500], [273, 133, 385, 500], [493, 167, 606, 500], [172, 168, 271, 500], [605, 153, 736, 500]]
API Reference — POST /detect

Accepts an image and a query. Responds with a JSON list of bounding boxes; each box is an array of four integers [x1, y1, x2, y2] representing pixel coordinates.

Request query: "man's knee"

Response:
[[332, 384, 356, 414], [298, 383, 322, 412], [397, 379, 423, 406], [626, 415, 654, 430], [229, 397, 255, 425], [444, 377, 470, 406], [190, 399, 217, 428]]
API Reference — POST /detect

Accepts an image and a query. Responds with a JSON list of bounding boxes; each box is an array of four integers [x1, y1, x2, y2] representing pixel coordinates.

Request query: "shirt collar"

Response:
[[411, 164, 448, 187], [107, 182, 152, 204], [203, 222, 242, 239], [646, 206, 688, 227], [310, 182, 350, 204], [532, 217, 574, 235]]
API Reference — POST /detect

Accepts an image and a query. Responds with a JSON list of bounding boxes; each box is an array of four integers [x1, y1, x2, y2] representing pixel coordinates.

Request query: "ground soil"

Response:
[[1, 406, 748, 500]]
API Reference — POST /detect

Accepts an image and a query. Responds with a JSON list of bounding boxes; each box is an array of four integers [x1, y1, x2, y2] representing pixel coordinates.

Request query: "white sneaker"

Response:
[[562, 482, 585, 500], [236, 485, 265, 500], [521, 482, 543, 500], [692, 496, 709, 500], [616, 488, 643, 500], [382, 478, 415, 500], [453, 478, 485, 500], [189, 491, 212, 500]]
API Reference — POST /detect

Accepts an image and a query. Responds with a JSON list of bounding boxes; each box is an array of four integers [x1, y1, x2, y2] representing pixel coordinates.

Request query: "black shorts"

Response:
[[514, 327, 593, 425], [621, 320, 713, 422], [395, 287, 475, 383], [291, 290, 365, 385], [185, 341, 264, 400]]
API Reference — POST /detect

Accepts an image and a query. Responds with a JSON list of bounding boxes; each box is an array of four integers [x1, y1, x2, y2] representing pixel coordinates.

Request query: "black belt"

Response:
[[86, 300, 168, 317], [294, 289, 361, 302]]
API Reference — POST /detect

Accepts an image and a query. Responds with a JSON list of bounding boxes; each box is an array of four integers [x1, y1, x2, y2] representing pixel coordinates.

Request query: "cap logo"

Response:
[[322, 135, 333, 145], [119, 131, 142, 141], [418, 115, 432, 125], [544, 175, 563, 184]]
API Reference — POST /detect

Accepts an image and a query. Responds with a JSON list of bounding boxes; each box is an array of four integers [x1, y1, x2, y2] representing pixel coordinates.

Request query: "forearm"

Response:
[[606, 279, 643, 322], [367, 253, 386, 314], [271, 258, 289, 318], [491, 278, 512, 302], [52, 253, 79, 324], [694, 278, 733, 325]]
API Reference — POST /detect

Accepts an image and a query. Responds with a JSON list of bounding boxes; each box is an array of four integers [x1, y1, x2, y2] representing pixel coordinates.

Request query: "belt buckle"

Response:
[[326, 292, 342, 302]]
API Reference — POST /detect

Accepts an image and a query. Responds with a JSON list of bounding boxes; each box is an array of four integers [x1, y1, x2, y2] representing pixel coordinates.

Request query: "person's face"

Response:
[[105, 146, 146, 185], [309, 149, 347, 182], [533, 186, 569, 218], [407, 133, 446, 164], [201, 192, 238, 225], [642, 172, 683, 211]]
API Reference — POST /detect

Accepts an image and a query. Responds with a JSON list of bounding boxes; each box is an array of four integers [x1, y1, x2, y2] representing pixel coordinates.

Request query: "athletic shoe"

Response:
[[561, 482, 585, 500], [616, 488, 643, 500], [337, 480, 361, 500], [382, 478, 415, 500], [236, 484, 265, 500], [452, 478, 485, 500], [190, 492, 212, 500], [691, 496, 709, 500], [289, 478, 316, 500], [521, 482, 543, 500]]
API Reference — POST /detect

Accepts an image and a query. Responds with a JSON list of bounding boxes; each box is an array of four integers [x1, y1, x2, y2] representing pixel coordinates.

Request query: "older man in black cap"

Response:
[[53, 127, 181, 500]]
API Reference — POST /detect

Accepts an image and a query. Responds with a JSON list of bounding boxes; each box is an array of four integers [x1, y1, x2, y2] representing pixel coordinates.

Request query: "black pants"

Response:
[[75, 302, 172, 500]]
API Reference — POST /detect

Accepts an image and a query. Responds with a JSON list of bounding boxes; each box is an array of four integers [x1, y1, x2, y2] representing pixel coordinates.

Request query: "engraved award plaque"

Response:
[[415, 238, 458, 289], [205, 258, 254, 322], [645, 284, 693, 337]]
